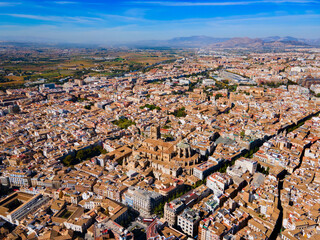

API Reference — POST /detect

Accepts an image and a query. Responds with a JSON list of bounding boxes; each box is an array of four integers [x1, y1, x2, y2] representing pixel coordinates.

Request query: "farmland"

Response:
[[0, 43, 177, 90]]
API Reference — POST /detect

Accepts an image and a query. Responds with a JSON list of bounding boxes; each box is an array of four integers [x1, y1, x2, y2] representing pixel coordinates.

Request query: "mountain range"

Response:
[[1, 36, 320, 49], [130, 36, 320, 49]]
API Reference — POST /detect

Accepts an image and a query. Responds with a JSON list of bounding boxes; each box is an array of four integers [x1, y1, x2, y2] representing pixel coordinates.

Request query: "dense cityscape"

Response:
[[0, 43, 320, 240]]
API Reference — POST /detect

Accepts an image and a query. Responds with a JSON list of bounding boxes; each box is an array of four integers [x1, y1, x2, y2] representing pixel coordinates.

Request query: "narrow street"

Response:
[[270, 134, 307, 239]]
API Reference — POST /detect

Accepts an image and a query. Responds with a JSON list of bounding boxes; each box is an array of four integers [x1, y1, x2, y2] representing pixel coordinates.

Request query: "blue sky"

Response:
[[0, 0, 319, 44]]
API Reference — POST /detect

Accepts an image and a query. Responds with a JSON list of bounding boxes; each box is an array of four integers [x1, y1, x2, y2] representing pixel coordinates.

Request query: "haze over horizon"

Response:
[[0, 0, 319, 44]]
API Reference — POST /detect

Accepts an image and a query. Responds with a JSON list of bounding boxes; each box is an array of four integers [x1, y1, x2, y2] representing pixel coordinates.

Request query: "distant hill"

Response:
[[208, 37, 312, 49], [130, 36, 230, 48], [209, 37, 264, 48], [130, 35, 319, 49], [262, 36, 320, 46], [167, 36, 229, 47], [208, 37, 314, 49], [262, 36, 300, 42], [1, 35, 319, 49], [300, 38, 320, 46]]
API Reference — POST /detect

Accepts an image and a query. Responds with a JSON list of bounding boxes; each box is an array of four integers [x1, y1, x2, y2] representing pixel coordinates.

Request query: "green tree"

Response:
[[76, 150, 86, 161], [140, 104, 161, 110], [215, 93, 223, 100], [171, 107, 187, 118], [113, 118, 136, 129], [63, 155, 74, 166]]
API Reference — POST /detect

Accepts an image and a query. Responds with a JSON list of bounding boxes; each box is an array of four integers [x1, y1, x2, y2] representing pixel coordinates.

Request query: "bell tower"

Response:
[[150, 125, 160, 139]]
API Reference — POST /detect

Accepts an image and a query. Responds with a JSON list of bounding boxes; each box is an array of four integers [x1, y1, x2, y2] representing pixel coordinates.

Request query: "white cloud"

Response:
[[4, 14, 103, 23], [54, 1, 77, 4], [101, 14, 149, 23], [1, 18, 319, 44], [0, 1, 21, 7]]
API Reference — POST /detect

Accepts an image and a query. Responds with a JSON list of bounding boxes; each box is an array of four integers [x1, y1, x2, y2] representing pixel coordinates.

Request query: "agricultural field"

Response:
[[0, 44, 177, 90]]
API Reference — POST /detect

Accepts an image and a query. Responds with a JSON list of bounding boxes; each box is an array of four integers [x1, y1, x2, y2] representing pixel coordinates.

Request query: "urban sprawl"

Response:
[[0, 48, 320, 240]]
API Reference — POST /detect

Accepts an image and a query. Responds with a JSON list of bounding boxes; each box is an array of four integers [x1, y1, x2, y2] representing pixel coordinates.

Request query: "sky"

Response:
[[0, 0, 319, 44]]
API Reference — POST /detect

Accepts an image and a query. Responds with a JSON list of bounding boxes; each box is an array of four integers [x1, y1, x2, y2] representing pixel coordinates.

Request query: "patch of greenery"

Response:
[[140, 104, 161, 110], [113, 118, 136, 129], [114, 57, 125, 62], [285, 112, 320, 134], [162, 59, 176, 64], [214, 80, 238, 92], [152, 179, 207, 217], [61, 210, 73, 219], [243, 146, 260, 159], [152, 188, 190, 217], [286, 121, 305, 133], [62, 145, 107, 166], [171, 107, 187, 118], [189, 80, 201, 91], [163, 133, 174, 141], [261, 80, 296, 89], [128, 62, 144, 72], [215, 93, 223, 100], [217, 146, 261, 173], [84, 102, 93, 110], [73, 69, 90, 79], [227, 84, 237, 92], [192, 179, 206, 189]]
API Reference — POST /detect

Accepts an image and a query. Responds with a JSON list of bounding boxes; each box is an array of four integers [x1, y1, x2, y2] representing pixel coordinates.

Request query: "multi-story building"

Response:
[[165, 196, 192, 227], [199, 219, 228, 240], [93, 219, 134, 240], [234, 158, 257, 174], [0, 192, 49, 224], [8, 172, 32, 187], [207, 172, 233, 197], [177, 208, 201, 237], [164, 185, 211, 227], [194, 161, 218, 180], [52, 205, 95, 233], [124, 187, 163, 217], [147, 218, 188, 240]]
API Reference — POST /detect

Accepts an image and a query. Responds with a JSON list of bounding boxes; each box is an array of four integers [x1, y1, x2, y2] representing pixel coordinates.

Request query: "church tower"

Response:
[[150, 125, 161, 139]]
